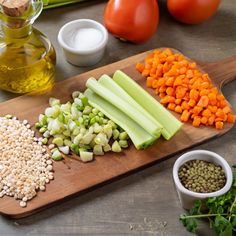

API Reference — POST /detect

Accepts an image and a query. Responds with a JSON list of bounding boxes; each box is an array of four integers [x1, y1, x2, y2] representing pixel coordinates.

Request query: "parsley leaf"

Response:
[[179, 166, 236, 235]]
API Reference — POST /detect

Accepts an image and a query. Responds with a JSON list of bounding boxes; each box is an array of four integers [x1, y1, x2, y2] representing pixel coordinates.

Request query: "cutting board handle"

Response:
[[199, 56, 236, 90]]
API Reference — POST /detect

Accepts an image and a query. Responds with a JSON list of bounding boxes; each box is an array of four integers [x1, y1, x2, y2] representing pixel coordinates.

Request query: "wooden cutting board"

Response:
[[0, 50, 235, 218]]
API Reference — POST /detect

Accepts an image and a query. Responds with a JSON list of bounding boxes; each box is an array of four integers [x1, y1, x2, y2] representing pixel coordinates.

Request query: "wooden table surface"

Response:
[[0, 0, 236, 235]]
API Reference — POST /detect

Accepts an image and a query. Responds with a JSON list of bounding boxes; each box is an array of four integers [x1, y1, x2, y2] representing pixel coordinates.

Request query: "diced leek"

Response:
[[86, 78, 162, 138], [119, 131, 128, 140], [93, 144, 104, 155], [72, 91, 80, 99], [49, 97, 60, 106], [81, 133, 95, 145], [112, 129, 120, 140], [103, 144, 111, 152], [52, 137, 64, 147], [112, 141, 122, 152], [119, 140, 128, 148], [52, 149, 63, 161], [59, 146, 70, 155], [113, 70, 182, 140], [80, 151, 93, 162]]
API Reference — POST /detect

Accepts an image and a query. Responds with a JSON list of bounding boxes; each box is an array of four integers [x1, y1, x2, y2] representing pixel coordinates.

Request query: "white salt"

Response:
[[72, 28, 103, 50]]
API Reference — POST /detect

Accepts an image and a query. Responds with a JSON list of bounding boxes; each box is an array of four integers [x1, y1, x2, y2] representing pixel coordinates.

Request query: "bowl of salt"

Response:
[[58, 19, 108, 66]]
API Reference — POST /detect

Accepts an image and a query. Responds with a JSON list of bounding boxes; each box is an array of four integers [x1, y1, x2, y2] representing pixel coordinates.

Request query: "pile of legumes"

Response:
[[136, 48, 235, 129], [178, 160, 226, 193], [0, 116, 53, 208]]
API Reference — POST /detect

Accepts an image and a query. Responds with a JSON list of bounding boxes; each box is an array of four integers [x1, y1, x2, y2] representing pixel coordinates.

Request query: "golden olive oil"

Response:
[[0, 0, 56, 94], [0, 29, 56, 94]]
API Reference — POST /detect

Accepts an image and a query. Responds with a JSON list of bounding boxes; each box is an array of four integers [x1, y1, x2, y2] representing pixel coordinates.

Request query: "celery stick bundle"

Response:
[[42, 0, 88, 9], [85, 70, 182, 149]]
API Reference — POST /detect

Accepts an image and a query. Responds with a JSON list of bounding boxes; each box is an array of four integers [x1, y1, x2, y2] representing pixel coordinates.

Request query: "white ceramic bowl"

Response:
[[173, 150, 233, 209], [58, 19, 108, 66]]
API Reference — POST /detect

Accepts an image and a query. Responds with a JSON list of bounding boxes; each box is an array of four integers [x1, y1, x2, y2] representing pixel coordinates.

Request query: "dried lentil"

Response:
[[178, 159, 226, 193], [0, 116, 53, 207]]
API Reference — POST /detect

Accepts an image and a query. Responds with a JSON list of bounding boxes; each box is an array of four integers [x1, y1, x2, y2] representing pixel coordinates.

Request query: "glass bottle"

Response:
[[0, 0, 56, 94]]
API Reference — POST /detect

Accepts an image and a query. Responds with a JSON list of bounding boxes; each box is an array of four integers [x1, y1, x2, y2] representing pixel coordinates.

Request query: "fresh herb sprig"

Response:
[[180, 165, 236, 236]]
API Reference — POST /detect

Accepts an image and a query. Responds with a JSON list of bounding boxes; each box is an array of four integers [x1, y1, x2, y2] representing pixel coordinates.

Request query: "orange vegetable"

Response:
[[197, 96, 209, 108], [136, 48, 235, 129]]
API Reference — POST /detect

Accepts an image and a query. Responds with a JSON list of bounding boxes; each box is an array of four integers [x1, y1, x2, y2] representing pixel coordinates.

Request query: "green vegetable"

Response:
[[112, 141, 122, 153], [86, 77, 162, 138], [42, 0, 88, 9], [113, 70, 182, 140], [52, 137, 64, 147], [79, 151, 93, 162], [37, 91, 130, 159], [84, 89, 156, 149], [98, 74, 162, 131], [180, 165, 236, 235], [52, 149, 63, 161]]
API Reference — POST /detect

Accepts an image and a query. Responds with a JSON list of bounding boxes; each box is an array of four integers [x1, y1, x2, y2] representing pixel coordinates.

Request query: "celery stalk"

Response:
[[84, 89, 156, 149], [113, 70, 182, 140], [98, 74, 163, 129], [43, 0, 88, 9], [86, 78, 162, 138]]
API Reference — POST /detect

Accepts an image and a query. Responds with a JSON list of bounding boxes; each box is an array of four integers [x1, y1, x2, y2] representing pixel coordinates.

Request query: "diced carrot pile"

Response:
[[136, 48, 235, 129]]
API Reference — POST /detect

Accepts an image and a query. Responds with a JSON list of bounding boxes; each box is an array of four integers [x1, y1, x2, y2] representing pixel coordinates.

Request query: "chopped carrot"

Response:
[[201, 116, 208, 125], [192, 116, 201, 127], [167, 103, 176, 111], [146, 77, 154, 87], [192, 106, 202, 115], [142, 69, 150, 77], [208, 115, 216, 125], [159, 92, 166, 98], [215, 121, 224, 129], [161, 95, 175, 104], [176, 86, 187, 99], [189, 89, 199, 101], [223, 106, 231, 114], [151, 79, 159, 89], [202, 109, 211, 118], [136, 48, 235, 129], [165, 77, 175, 86], [175, 98, 182, 105], [175, 105, 182, 114], [227, 113, 236, 123], [197, 96, 209, 108], [188, 99, 196, 107], [174, 75, 185, 87], [166, 87, 175, 96], [136, 63, 144, 73], [181, 110, 190, 122]]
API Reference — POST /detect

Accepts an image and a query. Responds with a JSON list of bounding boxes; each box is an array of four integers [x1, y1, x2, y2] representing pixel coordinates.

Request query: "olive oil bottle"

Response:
[[0, 0, 56, 94]]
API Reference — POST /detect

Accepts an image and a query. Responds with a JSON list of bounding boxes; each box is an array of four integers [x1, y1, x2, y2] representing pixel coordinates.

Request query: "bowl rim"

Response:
[[173, 150, 233, 198], [58, 19, 108, 55]]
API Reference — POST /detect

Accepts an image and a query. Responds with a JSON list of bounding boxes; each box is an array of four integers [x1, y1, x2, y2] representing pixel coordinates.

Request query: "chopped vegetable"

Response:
[[84, 89, 156, 149], [113, 70, 182, 140], [136, 48, 235, 129], [86, 77, 162, 138], [98, 74, 163, 131], [36, 91, 130, 162]]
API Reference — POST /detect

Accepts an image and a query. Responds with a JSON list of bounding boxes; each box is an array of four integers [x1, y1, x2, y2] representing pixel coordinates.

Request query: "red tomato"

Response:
[[103, 0, 159, 44], [167, 0, 221, 24]]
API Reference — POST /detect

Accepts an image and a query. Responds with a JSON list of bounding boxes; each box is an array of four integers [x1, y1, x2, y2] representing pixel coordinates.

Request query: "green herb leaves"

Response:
[[180, 166, 236, 236]]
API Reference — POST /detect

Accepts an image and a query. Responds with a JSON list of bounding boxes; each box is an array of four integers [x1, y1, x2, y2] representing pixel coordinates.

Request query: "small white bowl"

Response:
[[173, 150, 233, 209], [58, 19, 108, 66]]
